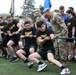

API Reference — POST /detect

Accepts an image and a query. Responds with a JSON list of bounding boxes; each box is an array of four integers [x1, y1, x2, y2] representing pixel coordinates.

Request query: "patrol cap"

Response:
[[23, 12, 27, 15], [43, 8, 50, 14], [35, 10, 41, 14]]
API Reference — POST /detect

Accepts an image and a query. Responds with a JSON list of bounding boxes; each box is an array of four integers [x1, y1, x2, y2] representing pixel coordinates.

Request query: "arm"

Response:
[[50, 34, 55, 41], [55, 14, 67, 30], [72, 19, 76, 37], [55, 14, 68, 36], [20, 34, 31, 39], [20, 35, 25, 39], [7, 30, 13, 36], [37, 37, 47, 44], [37, 33, 55, 44], [16, 23, 22, 34], [72, 26, 75, 37]]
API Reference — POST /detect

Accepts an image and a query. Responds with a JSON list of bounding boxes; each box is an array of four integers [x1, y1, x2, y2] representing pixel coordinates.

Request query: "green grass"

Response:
[[0, 57, 76, 75]]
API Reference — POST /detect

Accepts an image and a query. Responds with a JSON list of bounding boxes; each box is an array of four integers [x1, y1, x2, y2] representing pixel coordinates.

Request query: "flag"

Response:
[[9, 0, 15, 18], [44, 0, 52, 10]]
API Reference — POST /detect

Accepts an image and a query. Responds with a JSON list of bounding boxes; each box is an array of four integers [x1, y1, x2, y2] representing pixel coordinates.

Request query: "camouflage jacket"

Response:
[[36, 15, 45, 22], [23, 17, 33, 26], [50, 12, 67, 37]]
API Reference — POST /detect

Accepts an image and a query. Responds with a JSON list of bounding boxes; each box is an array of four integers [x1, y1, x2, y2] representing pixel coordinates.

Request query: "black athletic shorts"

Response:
[[66, 38, 73, 42], [66, 33, 73, 42], [22, 44, 37, 57], [1, 33, 4, 39], [37, 47, 55, 60], [2, 35, 10, 47], [10, 34, 20, 46], [66, 37, 74, 42]]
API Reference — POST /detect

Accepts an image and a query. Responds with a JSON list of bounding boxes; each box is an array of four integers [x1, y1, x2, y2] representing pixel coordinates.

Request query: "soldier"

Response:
[[43, 8, 68, 61], [29, 21, 70, 75], [36, 10, 45, 22], [6, 16, 22, 62], [0, 17, 8, 57], [16, 21, 37, 68], [22, 12, 33, 26], [66, 10, 76, 62], [36, 10, 52, 29], [59, 6, 69, 25]]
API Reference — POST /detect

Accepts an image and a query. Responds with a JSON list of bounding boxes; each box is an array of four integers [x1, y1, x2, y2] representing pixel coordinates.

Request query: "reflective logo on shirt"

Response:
[[25, 31, 32, 35], [0, 26, 4, 29], [9, 24, 15, 30], [41, 34, 47, 39], [67, 22, 71, 26]]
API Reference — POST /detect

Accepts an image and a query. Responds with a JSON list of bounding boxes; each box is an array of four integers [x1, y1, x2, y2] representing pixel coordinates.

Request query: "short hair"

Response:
[[24, 21, 30, 25], [66, 10, 73, 14], [36, 20, 45, 27], [35, 10, 41, 14], [6, 15, 12, 19], [59, 6, 64, 10], [68, 7, 74, 11]]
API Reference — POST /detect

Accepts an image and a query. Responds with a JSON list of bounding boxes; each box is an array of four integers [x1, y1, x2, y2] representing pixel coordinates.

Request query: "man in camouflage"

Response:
[[43, 8, 68, 62], [36, 10, 46, 22], [22, 12, 33, 26]]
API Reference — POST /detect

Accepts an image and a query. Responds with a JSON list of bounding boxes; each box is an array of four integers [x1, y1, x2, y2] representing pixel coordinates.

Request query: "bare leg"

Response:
[[47, 53, 63, 67], [16, 49, 26, 60], [7, 40, 17, 57]]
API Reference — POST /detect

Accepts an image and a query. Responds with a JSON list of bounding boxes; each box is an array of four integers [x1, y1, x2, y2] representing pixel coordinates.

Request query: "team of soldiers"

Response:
[[0, 6, 76, 75]]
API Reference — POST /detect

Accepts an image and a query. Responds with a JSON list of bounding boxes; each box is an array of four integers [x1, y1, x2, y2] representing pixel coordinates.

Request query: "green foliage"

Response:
[[21, 0, 38, 22], [0, 13, 9, 21], [22, 0, 35, 12]]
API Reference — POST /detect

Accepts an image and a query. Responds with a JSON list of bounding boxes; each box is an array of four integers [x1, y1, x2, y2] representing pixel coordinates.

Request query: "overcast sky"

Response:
[[0, 0, 76, 15], [36, 0, 76, 11]]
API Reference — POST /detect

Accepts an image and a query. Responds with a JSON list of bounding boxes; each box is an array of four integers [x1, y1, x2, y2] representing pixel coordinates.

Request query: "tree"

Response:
[[0, 13, 9, 21], [21, 0, 37, 21]]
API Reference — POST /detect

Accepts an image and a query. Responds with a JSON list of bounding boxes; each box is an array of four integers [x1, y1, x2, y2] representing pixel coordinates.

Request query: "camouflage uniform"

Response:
[[23, 17, 33, 26], [36, 15, 45, 22], [49, 12, 67, 60]]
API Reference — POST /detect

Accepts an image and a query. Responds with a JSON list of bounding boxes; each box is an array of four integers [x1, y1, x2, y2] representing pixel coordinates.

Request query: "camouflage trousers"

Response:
[[54, 38, 67, 61]]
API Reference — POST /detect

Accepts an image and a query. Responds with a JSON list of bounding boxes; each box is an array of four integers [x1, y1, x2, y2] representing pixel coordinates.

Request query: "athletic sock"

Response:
[[3, 50, 7, 56], [0, 44, 7, 55], [24, 59, 29, 63], [38, 61, 43, 65], [60, 66, 65, 69]]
